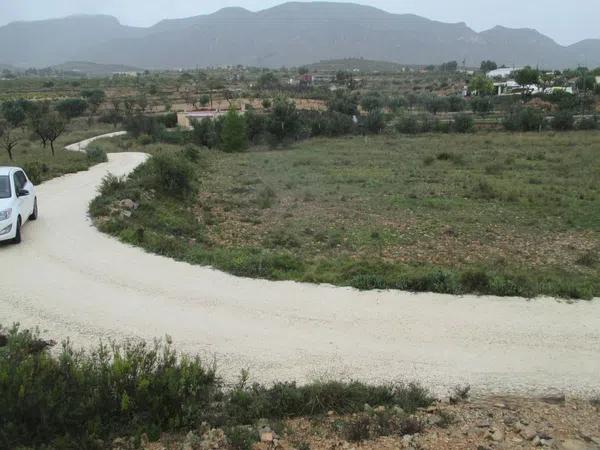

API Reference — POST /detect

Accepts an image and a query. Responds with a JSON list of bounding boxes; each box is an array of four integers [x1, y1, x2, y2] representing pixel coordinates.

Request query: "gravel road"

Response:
[[1, 134, 599, 397]]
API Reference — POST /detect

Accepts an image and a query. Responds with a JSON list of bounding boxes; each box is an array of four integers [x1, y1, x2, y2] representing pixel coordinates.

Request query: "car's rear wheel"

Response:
[[30, 198, 38, 221], [12, 218, 22, 244]]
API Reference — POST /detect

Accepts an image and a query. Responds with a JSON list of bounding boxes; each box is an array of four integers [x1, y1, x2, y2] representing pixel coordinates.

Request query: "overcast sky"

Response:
[[1, 0, 598, 45]]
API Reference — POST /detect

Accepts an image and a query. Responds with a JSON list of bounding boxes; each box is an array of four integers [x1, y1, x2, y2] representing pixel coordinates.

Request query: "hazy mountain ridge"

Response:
[[0, 2, 598, 69]]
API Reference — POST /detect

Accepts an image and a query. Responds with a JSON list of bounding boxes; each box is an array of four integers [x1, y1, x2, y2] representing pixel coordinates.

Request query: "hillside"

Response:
[[0, 2, 599, 69]]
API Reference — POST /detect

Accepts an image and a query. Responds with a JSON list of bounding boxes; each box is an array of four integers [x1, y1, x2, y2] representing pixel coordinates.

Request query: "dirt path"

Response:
[[1, 135, 599, 397]]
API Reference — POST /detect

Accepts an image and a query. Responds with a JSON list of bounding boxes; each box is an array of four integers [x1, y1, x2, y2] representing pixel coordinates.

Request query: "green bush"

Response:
[[141, 153, 198, 198], [22, 161, 48, 185], [503, 107, 545, 132], [220, 108, 248, 152], [363, 109, 386, 134], [0, 324, 434, 449], [576, 116, 598, 130], [182, 144, 203, 163], [451, 113, 474, 133], [551, 111, 575, 131], [85, 145, 108, 164], [0, 324, 219, 449], [395, 115, 420, 134]]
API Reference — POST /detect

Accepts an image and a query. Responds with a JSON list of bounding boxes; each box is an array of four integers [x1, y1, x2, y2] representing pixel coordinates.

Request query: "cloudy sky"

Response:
[[1, 0, 598, 45]]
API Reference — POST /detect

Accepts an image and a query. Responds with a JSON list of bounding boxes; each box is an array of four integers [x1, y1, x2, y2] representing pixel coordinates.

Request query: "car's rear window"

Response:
[[0, 176, 11, 199]]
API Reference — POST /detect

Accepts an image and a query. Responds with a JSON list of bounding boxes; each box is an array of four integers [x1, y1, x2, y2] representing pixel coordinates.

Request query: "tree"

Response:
[[448, 96, 466, 112], [0, 120, 18, 160], [266, 98, 300, 144], [55, 98, 88, 119], [220, 108, 248, 152], [470, 97, 494, 116], [328, 91, 359, 116], [469, 75, 495, 96], [424, 96, 449, 115], [36, 112, 67, 156], [514, 67, 540, 96], [191, 118, 219, 148], [256, 72, 280, 90], [1, 100, 27, 128], [439, 61, 458, 72], [81, 89, 106, 124], [360, 92, 384, 112], [480, 60, 498, 73], [199, 94, 210, 107]]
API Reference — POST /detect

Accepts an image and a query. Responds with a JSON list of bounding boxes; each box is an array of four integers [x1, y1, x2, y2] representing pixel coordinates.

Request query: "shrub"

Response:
[[577, 116, 598, 130], [125, 114, 164, 139], [142, 153, 197, 198], [98, 173, 127, 196], [448, 96, 466, 112], [470, 97, 494, 116], [158, 112, 178, 128], [21, 161, 48, 185], [85, 145, 108, 164], [220, 108, 248, 152], [395, 115, 420, 134], [0, 324, 220, 449], [182, 144, 202, 163], [551, 111, 575, 131], [265, 98, 301, 144], [451, 113, 474, 133], [363, 109, 386, 134], [256, 185, 277, 209], [191, 118, 219, 148], [503, 107, 545, 132]]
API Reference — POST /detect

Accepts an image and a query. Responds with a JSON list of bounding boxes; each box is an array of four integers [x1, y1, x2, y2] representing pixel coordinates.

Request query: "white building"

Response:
[[487, 67, 521, 79]]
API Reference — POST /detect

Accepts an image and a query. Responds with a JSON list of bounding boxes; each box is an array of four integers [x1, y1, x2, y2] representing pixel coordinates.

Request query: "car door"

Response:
[[13, 171, 31, 222], [19, 171, 35, 215]]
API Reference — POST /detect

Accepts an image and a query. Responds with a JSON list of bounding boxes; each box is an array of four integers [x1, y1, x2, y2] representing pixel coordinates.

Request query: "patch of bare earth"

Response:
[[124, 396, 600, 450]]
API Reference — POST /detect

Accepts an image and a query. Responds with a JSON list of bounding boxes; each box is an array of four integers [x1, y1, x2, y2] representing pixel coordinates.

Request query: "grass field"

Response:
[[0, 120, 114, 183], [91, 131, 600, 298]]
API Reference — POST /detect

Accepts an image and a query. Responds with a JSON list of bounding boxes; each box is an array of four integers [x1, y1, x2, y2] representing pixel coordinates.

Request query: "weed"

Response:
[[449, 385, 471, 404], [257, 185, 277, 209]]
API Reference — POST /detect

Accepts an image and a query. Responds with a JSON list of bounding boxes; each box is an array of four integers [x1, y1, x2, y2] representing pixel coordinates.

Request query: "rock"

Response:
[[592, 438, 600, 446], [393, 406, 406, 415], [491, 429, 506, 442], [260, 431, 275, 443], [200, 428, 227, 449], [541, 439, 555, 447], [111, 437, 127, 450], [429, 414, 443, 426], [477, 420, 492, 428], [327, 410, 335, 416], [183, 431, 200, 450], [374, 405, 386, 413], [521, 427, 538, 441], [494, 402, 508, 409], [402, 434, 413, 448], [558, 439, 600, 450], [363, 403, 372, 411], [119, 199, 138, 210], [425, 406, 438, 413], [120, 210, 132, 218], [532, 436, 542, 446], [140, 433, 149, 447], [541, 393, 566, 405]]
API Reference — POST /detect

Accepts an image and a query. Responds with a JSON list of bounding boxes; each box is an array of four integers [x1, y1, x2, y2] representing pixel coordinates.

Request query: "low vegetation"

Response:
[[0, 120, 114, 183], [91, 131, 600, 299], [0, 324, 433, 449]]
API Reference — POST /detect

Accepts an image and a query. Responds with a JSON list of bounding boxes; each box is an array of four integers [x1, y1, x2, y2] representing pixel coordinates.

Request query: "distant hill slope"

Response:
[[1, 2, 599, 69]]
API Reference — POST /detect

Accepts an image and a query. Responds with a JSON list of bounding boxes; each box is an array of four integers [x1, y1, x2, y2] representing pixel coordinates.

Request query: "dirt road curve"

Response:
[[1, 134, 600, 397]]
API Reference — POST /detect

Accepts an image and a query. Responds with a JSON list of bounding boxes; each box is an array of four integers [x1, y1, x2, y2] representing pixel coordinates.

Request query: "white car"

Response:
[[0, 166, 38, 244]]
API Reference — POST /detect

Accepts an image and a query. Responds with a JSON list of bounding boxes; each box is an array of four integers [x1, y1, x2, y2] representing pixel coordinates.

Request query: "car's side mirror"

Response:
[[17, 189, 29, 197]]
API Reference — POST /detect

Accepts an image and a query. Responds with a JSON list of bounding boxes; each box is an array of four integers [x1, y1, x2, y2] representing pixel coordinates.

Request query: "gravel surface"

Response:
[[1, 135, 600, 397]]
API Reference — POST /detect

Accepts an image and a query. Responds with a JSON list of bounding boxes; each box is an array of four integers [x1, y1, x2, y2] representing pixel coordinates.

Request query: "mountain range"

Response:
[[1, 2, 599, 70]]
